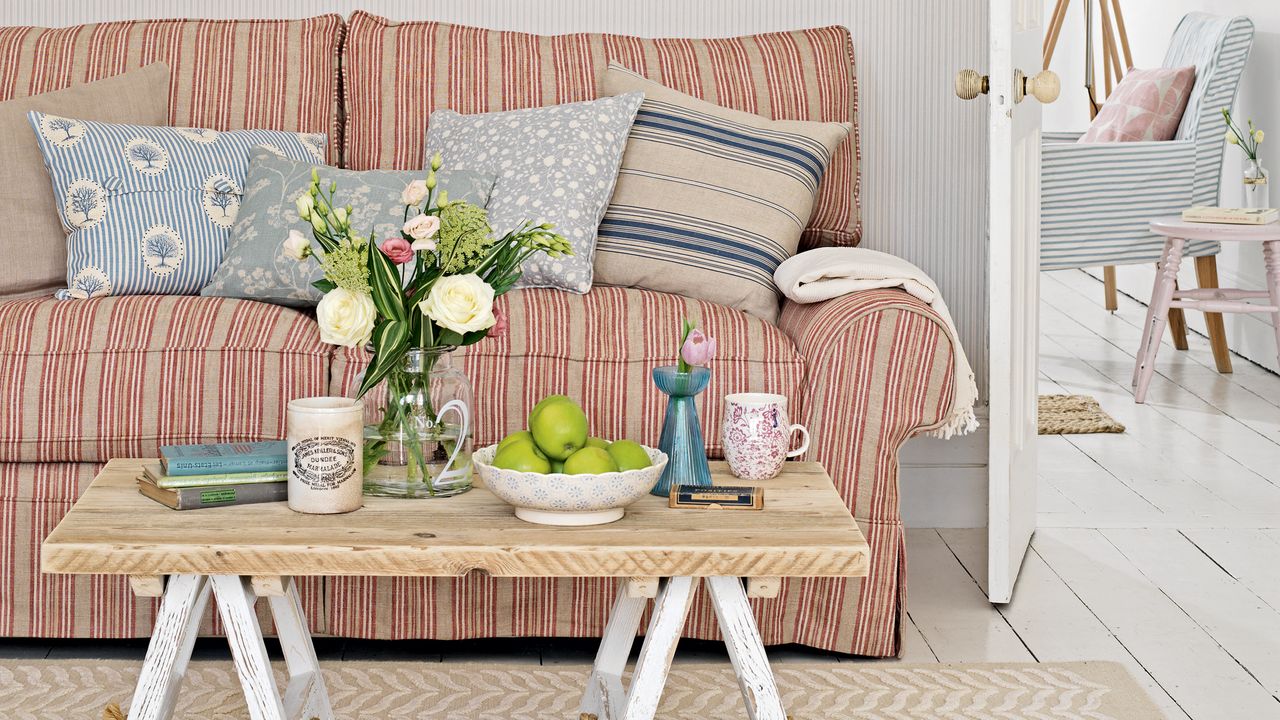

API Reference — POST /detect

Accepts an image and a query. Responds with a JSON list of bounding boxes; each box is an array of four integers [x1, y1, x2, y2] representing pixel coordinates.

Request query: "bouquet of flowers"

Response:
[[288, 152, 571, 396], [287, 153, 571, 494]]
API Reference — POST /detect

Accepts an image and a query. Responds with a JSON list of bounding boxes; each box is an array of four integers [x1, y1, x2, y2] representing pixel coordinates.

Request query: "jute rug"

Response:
[[1038, 394, 1126, 434], [0, 659, 1164, 719]]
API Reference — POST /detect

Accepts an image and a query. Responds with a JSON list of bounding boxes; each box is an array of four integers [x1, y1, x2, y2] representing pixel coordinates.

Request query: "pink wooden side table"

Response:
[[1134, 217, 1280, 403]]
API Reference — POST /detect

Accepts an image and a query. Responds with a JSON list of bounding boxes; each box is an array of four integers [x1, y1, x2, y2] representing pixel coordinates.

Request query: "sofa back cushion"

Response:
[[0, 15, 344, 164], [342, 12, 862, 250]]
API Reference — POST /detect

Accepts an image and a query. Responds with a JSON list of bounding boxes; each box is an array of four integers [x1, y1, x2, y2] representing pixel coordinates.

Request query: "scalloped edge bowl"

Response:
[[473, 444, 668, 526]]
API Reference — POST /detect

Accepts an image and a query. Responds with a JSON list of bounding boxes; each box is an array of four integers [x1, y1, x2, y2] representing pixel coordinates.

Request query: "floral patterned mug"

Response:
[[722, 393, 810, 480]]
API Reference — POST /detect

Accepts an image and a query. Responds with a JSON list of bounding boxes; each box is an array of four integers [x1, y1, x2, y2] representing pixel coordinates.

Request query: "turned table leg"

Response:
[[1265, 241, 1280, 372], [1136, 237, 1184, 403]]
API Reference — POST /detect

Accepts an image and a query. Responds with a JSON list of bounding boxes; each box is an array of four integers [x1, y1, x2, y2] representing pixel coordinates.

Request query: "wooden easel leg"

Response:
[[706, 577, 786, 720], [127, 574, 210, 720], [1103, 266, 1119, 311], [269, 577, 334, 720], [622, 576, 697, 720], [580, 581, 649, 719], [1195, 255, 1233, 373]]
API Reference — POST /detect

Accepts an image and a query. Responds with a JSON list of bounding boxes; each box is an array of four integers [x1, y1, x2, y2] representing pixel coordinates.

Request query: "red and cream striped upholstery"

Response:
[[0, 295, 330, 464], [342, 12, 861, 249], [0, 15, 345, 163]]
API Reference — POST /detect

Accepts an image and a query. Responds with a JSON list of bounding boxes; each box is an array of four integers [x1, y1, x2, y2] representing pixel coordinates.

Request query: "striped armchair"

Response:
[[1040, 13, 1254, 355]]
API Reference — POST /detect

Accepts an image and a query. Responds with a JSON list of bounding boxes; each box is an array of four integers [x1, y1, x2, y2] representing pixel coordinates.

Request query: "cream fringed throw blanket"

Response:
[[774, 248, 979, 439]]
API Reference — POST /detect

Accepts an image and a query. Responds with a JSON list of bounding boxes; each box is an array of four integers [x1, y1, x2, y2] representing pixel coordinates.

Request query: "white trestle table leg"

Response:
[[268, 577, 334, 720], [621, 576, 697, 720], [706, 577, 787, 720], [127, 574, 211, 720], [580, 581, 649, 718]]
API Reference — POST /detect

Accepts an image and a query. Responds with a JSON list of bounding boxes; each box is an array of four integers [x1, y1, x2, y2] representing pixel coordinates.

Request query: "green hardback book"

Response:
[[142, 461, 286, 489], [137, 477, 287, 510], [159, 440, 287, 476]]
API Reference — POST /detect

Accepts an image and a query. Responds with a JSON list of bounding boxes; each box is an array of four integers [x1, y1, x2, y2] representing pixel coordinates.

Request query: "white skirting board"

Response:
[[899, 409, 989, 528]]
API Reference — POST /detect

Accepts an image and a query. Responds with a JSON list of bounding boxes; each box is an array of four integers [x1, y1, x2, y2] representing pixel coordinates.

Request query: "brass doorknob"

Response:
[[1023, 69, 1060, 103], [955, 69, 989, 100]]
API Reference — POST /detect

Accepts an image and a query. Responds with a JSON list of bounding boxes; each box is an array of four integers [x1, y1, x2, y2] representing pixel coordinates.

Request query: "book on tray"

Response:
[[1181, 206, 1278, 225], [159, 440, 287, 476], [141, 442, 289, 510]]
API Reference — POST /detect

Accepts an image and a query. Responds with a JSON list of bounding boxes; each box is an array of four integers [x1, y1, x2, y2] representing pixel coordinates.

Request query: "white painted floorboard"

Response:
[[884, 271, 1280, 720]]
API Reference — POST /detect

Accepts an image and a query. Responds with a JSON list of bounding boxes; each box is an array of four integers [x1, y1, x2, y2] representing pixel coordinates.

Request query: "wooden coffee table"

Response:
[[43, 459, 868, 720]]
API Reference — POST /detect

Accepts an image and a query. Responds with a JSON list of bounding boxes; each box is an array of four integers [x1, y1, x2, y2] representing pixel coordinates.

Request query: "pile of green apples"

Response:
[[491, 395, 653, 474]]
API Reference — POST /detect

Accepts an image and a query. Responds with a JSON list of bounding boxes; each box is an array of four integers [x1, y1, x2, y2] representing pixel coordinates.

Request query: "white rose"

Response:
[[316, 287, 377, 348], [401, 179, 429, 206], [282, 229, 311, 261], [418, 274, 496, 335], [403, 213, 440, 242], [295, 193, 315, 219]]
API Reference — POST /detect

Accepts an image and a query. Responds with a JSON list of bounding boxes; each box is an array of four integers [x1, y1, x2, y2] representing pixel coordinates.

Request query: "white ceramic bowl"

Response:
[[473, 444, 668, 526]]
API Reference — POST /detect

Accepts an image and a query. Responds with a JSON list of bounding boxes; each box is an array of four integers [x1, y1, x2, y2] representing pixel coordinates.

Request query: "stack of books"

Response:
[[138, 441, 288, 510], [1182, 206, 1278, 225]]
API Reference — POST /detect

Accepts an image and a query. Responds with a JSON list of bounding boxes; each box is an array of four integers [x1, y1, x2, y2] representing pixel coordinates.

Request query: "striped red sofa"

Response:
[[0, 13, 955, 658]]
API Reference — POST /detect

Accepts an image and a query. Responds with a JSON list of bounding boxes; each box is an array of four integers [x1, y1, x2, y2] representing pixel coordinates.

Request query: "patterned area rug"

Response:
[[1038, 394, 1126, 434], [0, 659, 1164, 719]]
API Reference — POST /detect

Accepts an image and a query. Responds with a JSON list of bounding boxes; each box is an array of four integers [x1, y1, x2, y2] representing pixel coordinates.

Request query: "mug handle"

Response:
[[786, 424, 810, 458], [434, 399, 471, 476]]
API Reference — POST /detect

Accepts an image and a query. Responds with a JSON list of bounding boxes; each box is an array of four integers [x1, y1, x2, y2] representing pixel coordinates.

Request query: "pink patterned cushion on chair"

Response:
[[1080, 66, 1196, 143]]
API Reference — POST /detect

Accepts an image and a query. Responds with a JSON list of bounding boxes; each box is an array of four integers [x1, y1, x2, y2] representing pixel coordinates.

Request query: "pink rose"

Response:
[[490, 308, 509, 338], [680, 329, 716, 367], [380, 237, 415, 265]]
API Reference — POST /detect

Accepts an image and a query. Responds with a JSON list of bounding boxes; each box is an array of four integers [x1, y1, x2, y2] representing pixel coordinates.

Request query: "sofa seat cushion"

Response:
[[342, 11, 862, 250], [0, 295, 329, 463], [0, 15, 345, 164], [331, 287, 806, 456]]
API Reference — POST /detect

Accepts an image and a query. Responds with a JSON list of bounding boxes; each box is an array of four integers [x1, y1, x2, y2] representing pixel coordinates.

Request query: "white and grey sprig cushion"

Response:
[[27, 111, 324, 298], [425, 92, 644, 293], [201, 147, 496, 307]]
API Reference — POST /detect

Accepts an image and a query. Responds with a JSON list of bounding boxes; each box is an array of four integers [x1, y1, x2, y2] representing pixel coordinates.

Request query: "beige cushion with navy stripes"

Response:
[[594, 64, 850, 322]]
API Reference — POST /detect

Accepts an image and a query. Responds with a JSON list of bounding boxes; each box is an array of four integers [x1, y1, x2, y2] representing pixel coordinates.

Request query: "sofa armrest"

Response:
[[779, 289, 955, 520]]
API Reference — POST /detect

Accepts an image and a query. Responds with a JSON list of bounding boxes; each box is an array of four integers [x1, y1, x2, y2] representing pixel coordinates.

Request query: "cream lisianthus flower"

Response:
[[418, 274, 496, 335], [316, 287, 377, 348], [1226, 130, 1239, 145], [295, 193, 315, 219], [401, 179, 429, 206], [1255, 130, 1265, 144], [403, 214, 440, 242], [282, 229, 312, 261]]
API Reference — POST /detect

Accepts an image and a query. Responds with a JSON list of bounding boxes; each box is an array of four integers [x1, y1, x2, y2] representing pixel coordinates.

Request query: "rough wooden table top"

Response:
[[42, 459, 869, 580]]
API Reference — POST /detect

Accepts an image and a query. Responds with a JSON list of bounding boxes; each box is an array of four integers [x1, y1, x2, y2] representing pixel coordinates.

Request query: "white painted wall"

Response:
[[1, 0, 992, 526], [1043, 0, 1280, 374]]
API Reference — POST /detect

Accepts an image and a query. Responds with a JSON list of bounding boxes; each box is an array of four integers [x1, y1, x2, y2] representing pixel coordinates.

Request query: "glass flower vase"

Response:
[[359, 348, 474, 498], [650, 365, 712, 497], [1244, 159, 1270, 209]]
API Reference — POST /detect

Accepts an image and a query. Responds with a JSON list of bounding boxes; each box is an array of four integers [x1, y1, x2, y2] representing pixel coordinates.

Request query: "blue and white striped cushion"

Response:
[[1039, 14, 1253, 271], [28, 111, 325, 298]]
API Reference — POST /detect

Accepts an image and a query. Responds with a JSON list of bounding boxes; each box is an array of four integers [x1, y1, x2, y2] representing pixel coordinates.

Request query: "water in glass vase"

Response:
[[359, 348, 474, 498]]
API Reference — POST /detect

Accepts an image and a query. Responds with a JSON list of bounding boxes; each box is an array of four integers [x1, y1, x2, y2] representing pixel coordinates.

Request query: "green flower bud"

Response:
[[426, 171, 437, 191], [329, 180, 337, 193], [437, 190, 449, 207], [310, 168, 320, 183], [430, 152, 443, 171], [310, 213, 326, 233]]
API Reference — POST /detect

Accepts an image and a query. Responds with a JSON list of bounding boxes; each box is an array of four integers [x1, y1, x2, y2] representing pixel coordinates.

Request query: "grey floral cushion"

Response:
[[425, 92, 644, 293], [201, 147, 495, 307]]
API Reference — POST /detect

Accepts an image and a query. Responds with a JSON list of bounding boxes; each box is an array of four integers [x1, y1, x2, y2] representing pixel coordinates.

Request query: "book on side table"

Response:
[[1182, 206, 1278, 225], [142, 442, 289, 510]]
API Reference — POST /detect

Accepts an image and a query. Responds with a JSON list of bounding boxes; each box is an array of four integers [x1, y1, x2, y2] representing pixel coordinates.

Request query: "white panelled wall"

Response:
[[1043, 0, 1280, 374], [1, 0, 992, 527]]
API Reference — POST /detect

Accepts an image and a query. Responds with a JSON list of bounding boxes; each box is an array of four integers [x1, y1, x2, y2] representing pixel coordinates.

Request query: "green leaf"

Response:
[[312, 279, 337, 293], [366, 241, 407, 322], [458, 329, 489, 347], [355, 319, 411, 397], [436, 329, 464, 347]]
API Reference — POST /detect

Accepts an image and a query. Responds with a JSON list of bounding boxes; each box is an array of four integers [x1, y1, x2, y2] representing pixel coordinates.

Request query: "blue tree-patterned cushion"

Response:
[[202, 147, 496, 308], [27, 111, 325, 298]]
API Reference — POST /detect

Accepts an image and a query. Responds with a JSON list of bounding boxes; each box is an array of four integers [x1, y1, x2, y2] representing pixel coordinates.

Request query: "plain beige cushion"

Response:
[[0, 63, 170, 299]]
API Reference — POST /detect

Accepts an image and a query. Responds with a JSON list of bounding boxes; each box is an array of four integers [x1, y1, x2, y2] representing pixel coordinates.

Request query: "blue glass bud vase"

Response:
[[651, 364, 712, 496]]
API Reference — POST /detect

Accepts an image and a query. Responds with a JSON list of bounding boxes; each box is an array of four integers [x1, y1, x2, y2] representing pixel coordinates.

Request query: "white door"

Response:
[[957, 0, 1056, 602]]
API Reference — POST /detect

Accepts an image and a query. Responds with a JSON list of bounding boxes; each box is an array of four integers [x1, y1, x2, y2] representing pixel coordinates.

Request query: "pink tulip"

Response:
[[680, 329, 716, 367], [380, 237, 415, 265], [490, 308, 509, 338]]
